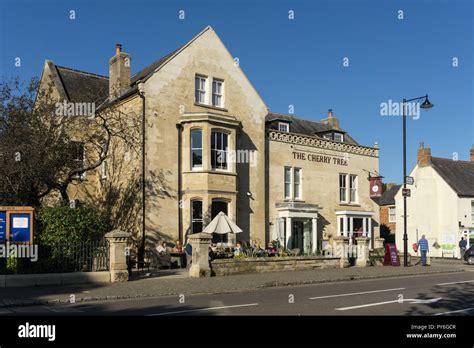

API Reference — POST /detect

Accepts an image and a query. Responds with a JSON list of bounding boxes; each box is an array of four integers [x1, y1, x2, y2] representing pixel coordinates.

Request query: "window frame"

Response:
[[191, 199, 203, 234], [388, 206, 396, 223], [339, 173, 348, 203], [278, 122, 290, 133], [284, 167, 292, 199], [294, 167, 302, 200], [211, 130, 229, 171], [190, 128, 203, 170], [195, 75, 207, 105], [212, 78, 224, 107], [333, 132, 344, 142], [349, 174, 358, 203], [72, 141, 86, 179]]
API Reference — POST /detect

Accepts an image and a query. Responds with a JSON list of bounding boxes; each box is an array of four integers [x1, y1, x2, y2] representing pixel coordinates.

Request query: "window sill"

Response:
[[183, 170, 237, 176], [338, 203, 361, 207], [194, 102, 228, 112]]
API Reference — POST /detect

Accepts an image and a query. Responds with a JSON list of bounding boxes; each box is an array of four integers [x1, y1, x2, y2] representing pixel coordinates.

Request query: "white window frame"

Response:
[[211, 130, 228, 171], [388, 207, 396, 223], [294, 168, 302, 199], [278, 122, 290, 133], [334, 132, 344, 142], [284, 167, 292, 199], [190, 128, 203, 170], [195, 75, 207, 104], [339, 173, 348, 203], [349, 174, 358, 203], [212, 79, 224, 107]]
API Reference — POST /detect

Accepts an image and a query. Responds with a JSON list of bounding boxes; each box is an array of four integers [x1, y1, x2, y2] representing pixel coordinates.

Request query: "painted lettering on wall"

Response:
[[292, 151, 348, 166]]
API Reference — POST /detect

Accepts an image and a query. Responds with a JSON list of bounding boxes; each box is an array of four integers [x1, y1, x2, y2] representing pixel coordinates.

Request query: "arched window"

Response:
[[190, 129, 202, 169], [211, 130, 228, 170]]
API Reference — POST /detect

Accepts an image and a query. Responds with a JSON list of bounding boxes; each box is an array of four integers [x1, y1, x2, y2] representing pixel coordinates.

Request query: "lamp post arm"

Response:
[[403, 95, 428, 103]]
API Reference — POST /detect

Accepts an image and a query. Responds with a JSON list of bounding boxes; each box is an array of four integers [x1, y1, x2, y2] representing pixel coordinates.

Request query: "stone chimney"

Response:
[[321, 109, 340, 130], [109, 44, 131, 98], [417, 142, 432, 167], [470, 146, 474, 162]]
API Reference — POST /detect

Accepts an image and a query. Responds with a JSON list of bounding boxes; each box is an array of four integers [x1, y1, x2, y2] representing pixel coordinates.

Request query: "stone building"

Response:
[[37, 26, 380, 252]]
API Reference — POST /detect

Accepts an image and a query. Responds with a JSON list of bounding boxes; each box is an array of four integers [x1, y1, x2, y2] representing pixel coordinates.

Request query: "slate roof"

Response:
[[130, 48, 181, 85], [377, 184, 401, 206], [431, 157, 474, 197], [266, 112, 359, 145], [55, 66, 109, 104]]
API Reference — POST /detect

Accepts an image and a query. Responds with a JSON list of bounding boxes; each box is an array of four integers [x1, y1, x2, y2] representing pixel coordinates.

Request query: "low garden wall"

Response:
[[211, 256, 340, 276]]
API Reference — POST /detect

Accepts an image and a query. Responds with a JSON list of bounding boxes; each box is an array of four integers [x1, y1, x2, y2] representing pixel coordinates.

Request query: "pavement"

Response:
[[0, 259, 471, 310]]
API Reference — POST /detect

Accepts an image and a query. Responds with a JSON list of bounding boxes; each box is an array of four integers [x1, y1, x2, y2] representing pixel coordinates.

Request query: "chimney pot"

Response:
[[115, 44, 122, 56], [328, 109, 333, 119]]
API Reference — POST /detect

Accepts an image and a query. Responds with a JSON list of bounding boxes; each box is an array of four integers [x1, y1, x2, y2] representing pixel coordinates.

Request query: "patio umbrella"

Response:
[[203, 211, 243, 235]]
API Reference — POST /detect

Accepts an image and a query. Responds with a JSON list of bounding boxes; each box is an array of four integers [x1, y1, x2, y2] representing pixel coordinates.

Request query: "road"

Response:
[[1, 271, 473, 316]]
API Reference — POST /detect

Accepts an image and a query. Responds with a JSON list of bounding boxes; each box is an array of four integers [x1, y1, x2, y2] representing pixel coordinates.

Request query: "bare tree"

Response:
[[0, 77, 140, 206]]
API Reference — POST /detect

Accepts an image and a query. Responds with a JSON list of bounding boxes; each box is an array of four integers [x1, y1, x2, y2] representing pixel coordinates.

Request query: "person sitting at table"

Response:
[[156, 241, 170, 268], [234, 241, 244, 256], [173, 240, 183, 253], [266, 242, 277, 255], [157, 241, 168, 254]]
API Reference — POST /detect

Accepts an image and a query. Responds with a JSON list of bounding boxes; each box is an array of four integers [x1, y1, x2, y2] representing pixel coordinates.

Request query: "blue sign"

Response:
[[10, 213, 31, 242], [0, 211, 6, 241]]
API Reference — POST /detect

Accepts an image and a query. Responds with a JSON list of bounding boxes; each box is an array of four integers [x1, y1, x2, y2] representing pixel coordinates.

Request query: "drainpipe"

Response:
[[176, 123, 183, 243], [137, 82, 146, 263]]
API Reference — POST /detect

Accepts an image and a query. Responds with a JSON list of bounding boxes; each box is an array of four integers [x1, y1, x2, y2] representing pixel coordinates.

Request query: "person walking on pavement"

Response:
[[417, 234, 430, 266], [459, 237, 467, 260]]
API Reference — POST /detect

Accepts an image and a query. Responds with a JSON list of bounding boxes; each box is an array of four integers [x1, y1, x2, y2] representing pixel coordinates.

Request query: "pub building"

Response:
[[37, 26, 380, 253], [266, 111, 380, 252]]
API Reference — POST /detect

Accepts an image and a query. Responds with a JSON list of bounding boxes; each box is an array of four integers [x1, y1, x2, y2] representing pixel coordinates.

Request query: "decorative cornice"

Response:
[[267, 130, 379, 158]]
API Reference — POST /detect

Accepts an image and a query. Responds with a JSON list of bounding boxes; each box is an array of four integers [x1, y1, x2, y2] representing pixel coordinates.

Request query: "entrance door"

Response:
[[292, 221, 304, 253]]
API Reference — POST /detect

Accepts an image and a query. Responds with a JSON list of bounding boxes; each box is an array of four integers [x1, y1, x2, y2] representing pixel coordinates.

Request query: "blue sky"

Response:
[[1, 0, 472, 183]]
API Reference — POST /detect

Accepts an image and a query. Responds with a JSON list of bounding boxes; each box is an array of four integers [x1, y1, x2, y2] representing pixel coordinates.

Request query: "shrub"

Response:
[[36, 206, 110, 246]]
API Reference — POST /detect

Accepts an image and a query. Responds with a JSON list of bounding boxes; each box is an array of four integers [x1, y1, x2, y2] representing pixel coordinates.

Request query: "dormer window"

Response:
[[333, 132, 343, 142], [278, 122, 290, 133], [322, 132, 344, 142]]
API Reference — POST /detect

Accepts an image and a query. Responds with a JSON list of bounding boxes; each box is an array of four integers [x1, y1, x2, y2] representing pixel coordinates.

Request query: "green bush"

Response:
[[36, 206, 110, 246]]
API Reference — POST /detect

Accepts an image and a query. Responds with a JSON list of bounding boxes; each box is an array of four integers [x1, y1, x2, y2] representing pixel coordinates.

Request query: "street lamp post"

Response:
[[402, 95, 433, 267]]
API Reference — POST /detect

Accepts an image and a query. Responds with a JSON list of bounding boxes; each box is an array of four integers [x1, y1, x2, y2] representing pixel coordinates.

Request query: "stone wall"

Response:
[[211, 256, 340, 276]]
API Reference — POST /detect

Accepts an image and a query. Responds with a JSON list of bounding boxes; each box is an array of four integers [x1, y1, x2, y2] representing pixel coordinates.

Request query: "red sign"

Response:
[[402, 188, 411, 197], [369, 176, 383, 198], [383, 243, 400, 266]]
